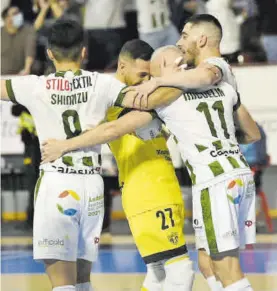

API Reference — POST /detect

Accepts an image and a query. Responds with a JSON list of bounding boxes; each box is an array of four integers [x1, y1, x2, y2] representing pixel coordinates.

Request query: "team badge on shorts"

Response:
[[168, 232, 179, 245], [56, 190, 80, 216]]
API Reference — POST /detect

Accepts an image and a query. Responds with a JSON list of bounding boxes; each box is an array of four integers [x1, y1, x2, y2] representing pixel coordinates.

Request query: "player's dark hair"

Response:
[[120, 39, 154, 61], [186, 14, 222, 37], [1, 6, 17, 19], [48, 19, 84, 62]]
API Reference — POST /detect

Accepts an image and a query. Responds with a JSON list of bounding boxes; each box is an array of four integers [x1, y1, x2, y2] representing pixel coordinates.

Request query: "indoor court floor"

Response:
[[1, 234, 277, 291]]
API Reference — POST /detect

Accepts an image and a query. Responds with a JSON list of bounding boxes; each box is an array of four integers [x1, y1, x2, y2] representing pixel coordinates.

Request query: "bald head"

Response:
[[150, 46, 183, 77]]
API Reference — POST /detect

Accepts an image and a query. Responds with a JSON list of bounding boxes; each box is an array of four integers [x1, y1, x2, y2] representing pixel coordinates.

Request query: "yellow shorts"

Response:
[[128, 203, 187, 264]]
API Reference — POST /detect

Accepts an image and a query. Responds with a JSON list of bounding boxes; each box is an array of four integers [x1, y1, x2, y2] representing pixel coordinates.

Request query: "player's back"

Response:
[[136, 0, 171, 34], [106, 106, 183, 217], [156, 81, 250, 187], [7, 69, 124, 173]]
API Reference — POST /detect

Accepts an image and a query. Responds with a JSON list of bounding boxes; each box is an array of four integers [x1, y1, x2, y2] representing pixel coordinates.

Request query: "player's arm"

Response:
[[1, 80, 11, 101], [234, 104, 261, 144], [121, 86, 183, 110], [1, 76, 40, 105], [41, 110, 154, 163], [155, 63, 222, 90], [122, 63, 221, 110]]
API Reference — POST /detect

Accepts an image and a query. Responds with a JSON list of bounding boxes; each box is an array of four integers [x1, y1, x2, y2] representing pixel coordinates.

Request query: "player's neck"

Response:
[[115, 70, 125, 84], [5, 25, 18, 34], [195, 48, 221, 66], [55, 62, 81, 74]]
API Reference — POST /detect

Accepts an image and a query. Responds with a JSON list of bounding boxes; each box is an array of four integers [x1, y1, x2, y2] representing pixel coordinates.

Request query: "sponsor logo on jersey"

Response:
[[246, 180, 255, 198], [46, 76, 93, 91], [227, 179, 243, 204], [222, 229, 238, 238], [245, 220, 254, 227], [57, 190, 80, 216], [184, 88, 225, 102], [167, 232, 179, 245], [88, 195, 104, 216], [51, 165, 101, 175], [156, 149, 172, 161], [210, 147, 240, 158], [193, 219, 202, 229], [38, 238, 65, 247]]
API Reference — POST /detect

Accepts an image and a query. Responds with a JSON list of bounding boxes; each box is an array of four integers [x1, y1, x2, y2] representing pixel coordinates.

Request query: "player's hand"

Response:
[[19, 68, 31, 76], [197, 62, 222, 83], [38, 0, 50, 10], [41, 139, 65, 163], [160, 56, 186, 76], [122, 78, 159, 110]]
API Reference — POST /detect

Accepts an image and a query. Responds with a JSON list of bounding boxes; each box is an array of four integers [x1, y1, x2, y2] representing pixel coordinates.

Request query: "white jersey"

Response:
[[156, 82, 250, 187], [136, 0, 171, 34], [205, 57, 238, 90], [6, 70, 124, 174]]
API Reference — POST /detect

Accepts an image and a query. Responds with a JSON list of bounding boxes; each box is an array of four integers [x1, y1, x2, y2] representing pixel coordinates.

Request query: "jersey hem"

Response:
[[192, 168, 252, 190]]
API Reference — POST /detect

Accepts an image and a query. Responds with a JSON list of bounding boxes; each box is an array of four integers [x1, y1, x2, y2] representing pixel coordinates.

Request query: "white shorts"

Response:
[[192, 172, 256, 255], [33, 171, 104, 262]]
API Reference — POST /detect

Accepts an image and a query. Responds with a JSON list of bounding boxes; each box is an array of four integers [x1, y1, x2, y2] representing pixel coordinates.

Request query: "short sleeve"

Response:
[[5, 75, 42, 108], [96, 73, 125, 108], [205, 57, 238, 90]]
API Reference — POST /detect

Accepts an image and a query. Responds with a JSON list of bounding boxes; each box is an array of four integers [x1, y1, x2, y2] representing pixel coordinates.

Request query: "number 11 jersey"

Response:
[[5, 70, 125, 173], [156, 81, 250, 187]]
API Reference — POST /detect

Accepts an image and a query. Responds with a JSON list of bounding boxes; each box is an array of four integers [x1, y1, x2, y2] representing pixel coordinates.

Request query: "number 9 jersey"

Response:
[[5, 70, 125, 173]]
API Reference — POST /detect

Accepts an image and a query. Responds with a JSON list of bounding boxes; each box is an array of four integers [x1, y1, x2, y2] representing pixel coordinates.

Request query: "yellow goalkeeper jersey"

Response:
[[106, 106, 183, 218]]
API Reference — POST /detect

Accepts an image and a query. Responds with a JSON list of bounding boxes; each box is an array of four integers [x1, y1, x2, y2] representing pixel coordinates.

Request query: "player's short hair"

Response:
[[186, 14, 222, 38], [120, 39, 154, 61], [48, 19, 84, 62], [1, 6, 17, 19]]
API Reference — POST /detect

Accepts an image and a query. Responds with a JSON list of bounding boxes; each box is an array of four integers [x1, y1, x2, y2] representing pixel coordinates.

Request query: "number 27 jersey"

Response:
[[6, 70, 124, 173], [156, 82, 250, 187]]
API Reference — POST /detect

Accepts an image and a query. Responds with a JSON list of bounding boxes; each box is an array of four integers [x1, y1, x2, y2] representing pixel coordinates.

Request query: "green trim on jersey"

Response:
[[185, 160, 196, 185], [208, 161, 224, 176], [240, 155, 249, 167], [117, 106, 158, 121], [6, 80, 17, 104], [227, 156, 240, 169], [55, 69, 82, 77], [233, 92, 241, 111], [195, 144, 208, 152], [62, 156, 74, 166], [82, 156, 94, 167], [230, 143, 237, 147], [212, 140, 223, 150], [34, 170, 45, 203], [118, 108, 133, 119], [114, 86, 128, 107], [201, 188, 218, 253]]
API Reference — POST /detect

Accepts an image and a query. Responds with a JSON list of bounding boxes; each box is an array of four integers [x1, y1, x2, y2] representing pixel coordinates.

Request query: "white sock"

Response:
[[76, 282, 93, 291], [163, 256, 195, 291], [53, 286, 75, 291], [142, 261, 165, 291], [224, 278, 253, 291], [207, 276, 224, 291]]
